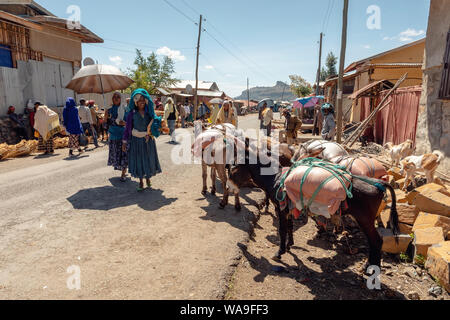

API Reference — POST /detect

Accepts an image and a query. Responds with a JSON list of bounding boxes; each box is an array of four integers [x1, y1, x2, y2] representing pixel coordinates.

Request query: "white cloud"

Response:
[[363, 45, 371, 49], [205, 65, 214, 70], [109, 56, 122, 66], [383, 28, 425, 42], [156, 46, 186, 61]]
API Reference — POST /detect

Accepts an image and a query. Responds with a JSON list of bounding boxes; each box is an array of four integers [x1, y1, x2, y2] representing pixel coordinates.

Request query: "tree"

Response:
[[127, 49, 178, 94], [325, 52, 338, 77], [320, 67, 328, 81], [289, 75, 313, 97]]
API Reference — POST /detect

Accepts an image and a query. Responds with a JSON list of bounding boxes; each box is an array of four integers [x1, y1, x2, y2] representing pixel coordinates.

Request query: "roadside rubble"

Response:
[[349, 142, 450, 297]]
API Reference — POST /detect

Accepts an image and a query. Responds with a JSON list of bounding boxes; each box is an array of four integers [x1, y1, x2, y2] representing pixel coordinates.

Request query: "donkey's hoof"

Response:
[[272, 255, 282, 262], [235, 204, 242, 212], [211, 189, 216, 196], [219, 203, 226, 210], [201, 190, 207, 196]]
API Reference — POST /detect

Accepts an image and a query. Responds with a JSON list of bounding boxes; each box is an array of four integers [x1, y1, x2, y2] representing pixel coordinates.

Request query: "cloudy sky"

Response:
[[39, 0, 430, 97]]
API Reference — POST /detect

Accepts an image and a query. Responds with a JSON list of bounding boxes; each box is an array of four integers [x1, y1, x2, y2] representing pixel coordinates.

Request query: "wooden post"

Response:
[[336, 0, 349, 143], [313, 32, 323, 135], [247, 77, 250, 112], [315, 32, 323, 96], [194, 14, 203, 121]]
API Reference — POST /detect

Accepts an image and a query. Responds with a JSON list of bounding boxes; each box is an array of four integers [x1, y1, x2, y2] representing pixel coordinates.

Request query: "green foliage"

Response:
[[414, 254, 426, 267], [325, 52, 338, 78], [127, 49, 178, 94], [289, 75, 313, 98], [399, 252, 411, 263], [319, 67, 328, 82]]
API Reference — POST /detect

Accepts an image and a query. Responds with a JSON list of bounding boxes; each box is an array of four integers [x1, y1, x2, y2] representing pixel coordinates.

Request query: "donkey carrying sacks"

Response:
[[337, 157, 387, 179], [283, 166, 352, 219]]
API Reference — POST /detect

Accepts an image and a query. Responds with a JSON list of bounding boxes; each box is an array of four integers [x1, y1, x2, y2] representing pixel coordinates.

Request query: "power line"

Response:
[[180, 0, 201, 16], [162, 0, 198, 25], [324, 0, 335, 34], [321, 0, 332, 33], [204, 19, 277, 80], [102, 38, 195, 50], [202, 29, 271, 81]]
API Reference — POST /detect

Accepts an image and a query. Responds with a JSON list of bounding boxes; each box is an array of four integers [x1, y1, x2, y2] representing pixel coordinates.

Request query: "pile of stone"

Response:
[[377, 167, 450, 293], [0, 115, 32, 145]]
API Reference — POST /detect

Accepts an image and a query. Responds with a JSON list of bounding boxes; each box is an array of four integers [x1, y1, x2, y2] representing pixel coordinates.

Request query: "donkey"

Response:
[[228, 150, 399, 268]]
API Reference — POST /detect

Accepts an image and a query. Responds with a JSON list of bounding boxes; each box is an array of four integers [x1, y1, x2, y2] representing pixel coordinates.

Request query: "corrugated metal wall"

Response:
[[359, 85, 421, 145]]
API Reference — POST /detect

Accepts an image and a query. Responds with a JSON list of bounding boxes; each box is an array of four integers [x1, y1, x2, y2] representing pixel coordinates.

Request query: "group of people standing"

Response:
[[60, 89, 162, 191]]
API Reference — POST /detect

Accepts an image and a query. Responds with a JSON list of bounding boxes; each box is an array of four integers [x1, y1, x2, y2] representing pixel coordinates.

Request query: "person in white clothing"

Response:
[[78, 99, 99, 148]]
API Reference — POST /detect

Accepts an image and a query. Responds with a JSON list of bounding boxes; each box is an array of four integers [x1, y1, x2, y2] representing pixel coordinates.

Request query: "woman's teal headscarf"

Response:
[[127, 88, 162, 137]]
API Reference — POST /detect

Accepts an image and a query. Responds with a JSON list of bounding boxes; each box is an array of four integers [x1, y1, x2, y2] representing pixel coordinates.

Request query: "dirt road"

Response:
[[0, 115, 264, 299]]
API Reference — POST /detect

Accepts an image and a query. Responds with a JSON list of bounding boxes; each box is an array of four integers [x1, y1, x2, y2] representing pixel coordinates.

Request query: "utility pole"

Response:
[[336, 0, 349, 143], [194, 14, 203, 120], [313, 32, 323, 135], [247, 78, 250, 111], [315, 32, 323, 96]]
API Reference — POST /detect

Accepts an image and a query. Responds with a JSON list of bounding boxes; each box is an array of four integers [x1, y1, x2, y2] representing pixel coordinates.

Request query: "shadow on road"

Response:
[[236, 242, 407, 300], [67, 177, 177, 212], [199, 186, 262, 237]]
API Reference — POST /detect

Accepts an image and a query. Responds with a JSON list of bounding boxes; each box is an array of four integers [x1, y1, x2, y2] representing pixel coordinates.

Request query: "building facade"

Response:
[[416, 0, 450, 173], [0, 1, 103, 114]]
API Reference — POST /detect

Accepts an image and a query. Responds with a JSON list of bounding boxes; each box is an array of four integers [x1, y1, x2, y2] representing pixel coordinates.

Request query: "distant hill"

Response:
[[234, 81, 296, 102]]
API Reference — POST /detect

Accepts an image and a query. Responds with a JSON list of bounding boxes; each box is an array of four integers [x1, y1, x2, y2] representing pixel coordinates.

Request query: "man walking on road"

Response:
[[78, 99, 99, 149]]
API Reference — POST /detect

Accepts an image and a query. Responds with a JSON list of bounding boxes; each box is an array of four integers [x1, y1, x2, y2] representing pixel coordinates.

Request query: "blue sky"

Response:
[[38, 0, 431, 97]]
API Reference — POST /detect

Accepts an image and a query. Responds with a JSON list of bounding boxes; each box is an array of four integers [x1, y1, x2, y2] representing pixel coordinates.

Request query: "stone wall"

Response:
[[416, 0, 450, 173], [0, 115, 32, 145]]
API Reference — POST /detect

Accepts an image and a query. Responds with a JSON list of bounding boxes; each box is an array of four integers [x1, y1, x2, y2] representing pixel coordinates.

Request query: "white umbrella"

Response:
[[257, 98, 274, 110], [66, 64, 134, 94], [209, 98, 224, 105]]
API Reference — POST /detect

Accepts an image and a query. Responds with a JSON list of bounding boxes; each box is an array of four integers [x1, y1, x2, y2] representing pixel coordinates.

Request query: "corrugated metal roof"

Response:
[[349, 80, 394, 100], [367, 63, 423, 68], [169, 80, 218, 91], [196, 90, 224, 97], [156, 88, 172, 96]]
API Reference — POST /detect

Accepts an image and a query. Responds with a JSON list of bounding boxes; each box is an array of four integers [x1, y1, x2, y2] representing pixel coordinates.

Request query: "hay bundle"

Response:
[[2, 140, 38, 159], [54, 137, 69, 149], [0, 143, 9, 160]]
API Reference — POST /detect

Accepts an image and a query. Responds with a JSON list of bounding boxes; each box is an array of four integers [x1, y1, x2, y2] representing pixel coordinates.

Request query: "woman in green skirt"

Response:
[[122, 89, 162, 191]]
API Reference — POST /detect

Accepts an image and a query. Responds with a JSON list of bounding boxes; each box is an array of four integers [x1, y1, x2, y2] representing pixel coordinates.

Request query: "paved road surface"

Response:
[[0, 114, 265, 299]]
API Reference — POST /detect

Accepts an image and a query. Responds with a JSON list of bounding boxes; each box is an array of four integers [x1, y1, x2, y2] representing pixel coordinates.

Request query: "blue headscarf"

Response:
[[128, 89, 162, 138], [63, 97, 83, 135]]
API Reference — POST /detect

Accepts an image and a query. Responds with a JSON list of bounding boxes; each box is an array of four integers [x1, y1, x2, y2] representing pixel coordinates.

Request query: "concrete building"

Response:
[[0, 1, 103, 114], [416, 0, 450, 173]]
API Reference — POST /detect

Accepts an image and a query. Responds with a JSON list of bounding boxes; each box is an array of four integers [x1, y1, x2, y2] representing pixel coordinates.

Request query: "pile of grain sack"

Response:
[[377, 167, 450, 292]]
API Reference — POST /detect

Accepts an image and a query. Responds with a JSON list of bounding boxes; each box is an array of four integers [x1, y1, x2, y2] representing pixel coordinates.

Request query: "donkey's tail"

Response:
[[384, 182, 400, 238]]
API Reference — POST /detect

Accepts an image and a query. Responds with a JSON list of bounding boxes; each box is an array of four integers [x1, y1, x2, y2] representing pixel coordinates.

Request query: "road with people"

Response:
[[0, 114, 265, 299]]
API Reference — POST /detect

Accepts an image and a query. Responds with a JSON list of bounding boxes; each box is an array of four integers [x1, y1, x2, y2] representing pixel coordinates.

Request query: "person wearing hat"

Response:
[[321, 103, 336, 141], [261, 104, 274, 137], [282, 109, 302, 145]]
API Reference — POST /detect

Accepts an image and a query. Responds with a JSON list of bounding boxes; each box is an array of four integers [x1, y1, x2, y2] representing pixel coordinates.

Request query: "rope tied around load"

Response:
[[276, 158, 354, 214]]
